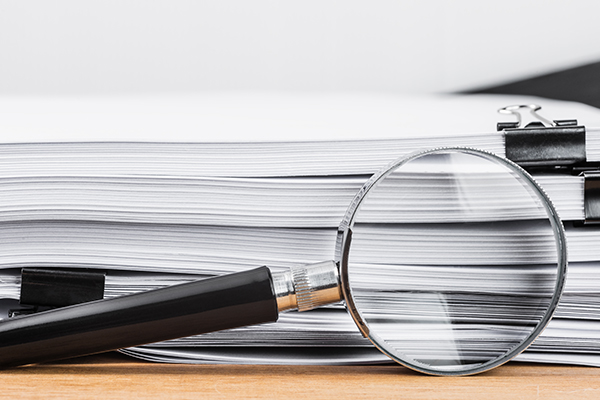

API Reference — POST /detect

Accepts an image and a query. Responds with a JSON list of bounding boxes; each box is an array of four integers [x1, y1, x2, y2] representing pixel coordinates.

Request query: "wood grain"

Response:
[[2, 353, 600, 399]]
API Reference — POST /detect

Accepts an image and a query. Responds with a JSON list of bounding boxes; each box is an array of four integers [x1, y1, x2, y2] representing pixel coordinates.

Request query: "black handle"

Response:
[[0, 266, 278, 368]]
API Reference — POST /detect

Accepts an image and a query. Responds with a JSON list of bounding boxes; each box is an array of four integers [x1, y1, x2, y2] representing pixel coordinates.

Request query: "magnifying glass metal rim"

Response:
[[335, 147, 568, 376]]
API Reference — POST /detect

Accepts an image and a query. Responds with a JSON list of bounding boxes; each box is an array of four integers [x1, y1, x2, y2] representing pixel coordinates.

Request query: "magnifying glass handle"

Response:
[[0, 267, 278, 368]]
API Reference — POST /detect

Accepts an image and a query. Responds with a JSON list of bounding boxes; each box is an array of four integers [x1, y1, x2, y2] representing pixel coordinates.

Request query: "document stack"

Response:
[[2, 94, 600, 366]]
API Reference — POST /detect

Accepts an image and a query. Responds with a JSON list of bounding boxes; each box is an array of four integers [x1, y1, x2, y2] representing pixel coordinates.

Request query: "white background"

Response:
[[1, 0, 599, 95]]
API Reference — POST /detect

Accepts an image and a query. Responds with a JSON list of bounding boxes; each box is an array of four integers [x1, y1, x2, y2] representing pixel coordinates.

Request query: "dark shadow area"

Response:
[[466, 61, 600, 109]]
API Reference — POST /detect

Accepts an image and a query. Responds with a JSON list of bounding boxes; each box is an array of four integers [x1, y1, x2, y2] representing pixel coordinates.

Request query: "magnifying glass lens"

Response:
[[341, 149, 565, 375]]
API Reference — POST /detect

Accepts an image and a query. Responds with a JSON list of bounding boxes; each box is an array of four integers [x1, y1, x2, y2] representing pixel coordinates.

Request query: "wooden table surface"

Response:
[[3, 352, 600, 399]]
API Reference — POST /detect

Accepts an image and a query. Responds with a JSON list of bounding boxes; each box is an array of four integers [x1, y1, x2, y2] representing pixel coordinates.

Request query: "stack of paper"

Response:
[[2, 94, 600, 367]]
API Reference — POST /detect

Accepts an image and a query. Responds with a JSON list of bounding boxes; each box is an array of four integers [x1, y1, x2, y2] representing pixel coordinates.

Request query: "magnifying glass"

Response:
[[0, 147, 567, 375]]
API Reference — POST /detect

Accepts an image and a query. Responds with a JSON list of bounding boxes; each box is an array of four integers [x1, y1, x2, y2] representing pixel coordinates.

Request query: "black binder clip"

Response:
[[498, 105, 600, 225], [497, 104, 586, 168], [583, 171, 600, 224]]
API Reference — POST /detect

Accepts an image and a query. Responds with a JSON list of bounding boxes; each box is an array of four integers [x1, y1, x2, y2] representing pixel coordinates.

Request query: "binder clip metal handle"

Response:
[[497, 104, 556, 130]]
